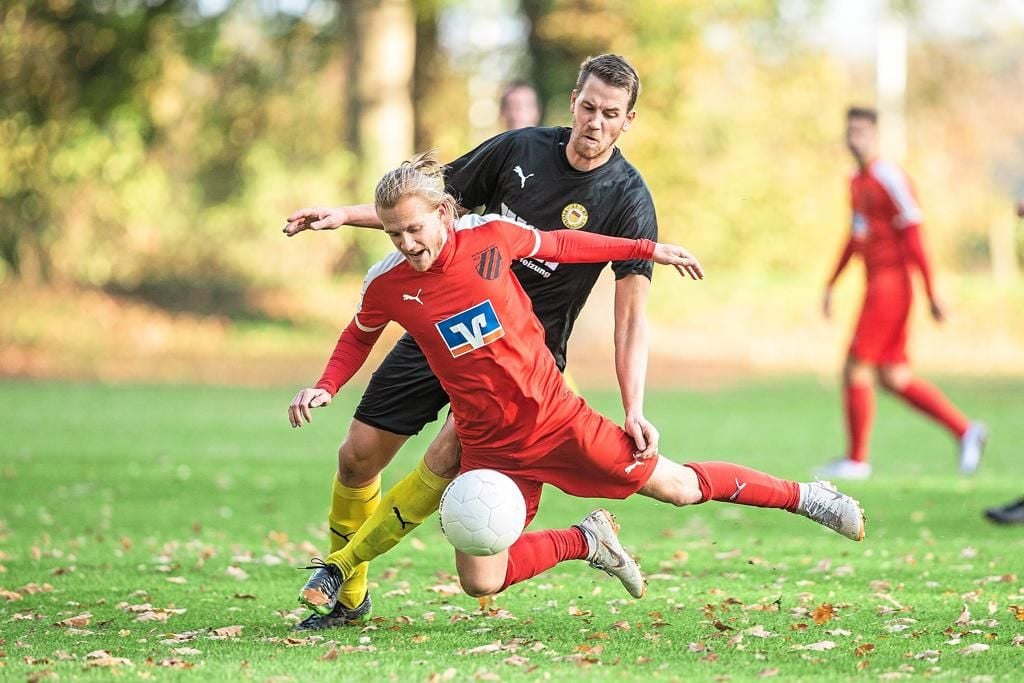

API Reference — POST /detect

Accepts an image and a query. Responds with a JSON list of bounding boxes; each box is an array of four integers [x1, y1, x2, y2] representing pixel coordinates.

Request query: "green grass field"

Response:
[[2, 378, 1023, 681]]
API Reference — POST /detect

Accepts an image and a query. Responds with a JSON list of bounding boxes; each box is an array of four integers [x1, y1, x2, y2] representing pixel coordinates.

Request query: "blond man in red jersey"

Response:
[[817, 107, 987, 480]]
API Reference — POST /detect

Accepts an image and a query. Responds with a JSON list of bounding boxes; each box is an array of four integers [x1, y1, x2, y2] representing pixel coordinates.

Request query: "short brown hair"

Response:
[[846, 106, 878, 124], [576, 54, 641, 112]]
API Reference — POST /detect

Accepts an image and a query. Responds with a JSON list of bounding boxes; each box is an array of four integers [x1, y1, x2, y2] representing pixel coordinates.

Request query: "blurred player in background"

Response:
[[983, 196, 1024, 524], [817, 107, 987, 481], [499, 81, 541, 130], [282, 55, 664, 629]]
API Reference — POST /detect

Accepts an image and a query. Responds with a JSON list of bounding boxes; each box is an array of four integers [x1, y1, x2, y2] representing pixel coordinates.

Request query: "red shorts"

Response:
[[459, 404, 656, 527], [849, 268, 912, 365]]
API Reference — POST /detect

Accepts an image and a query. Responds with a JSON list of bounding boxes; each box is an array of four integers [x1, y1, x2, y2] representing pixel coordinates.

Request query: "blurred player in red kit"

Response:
[[817, 107, 987, 481]]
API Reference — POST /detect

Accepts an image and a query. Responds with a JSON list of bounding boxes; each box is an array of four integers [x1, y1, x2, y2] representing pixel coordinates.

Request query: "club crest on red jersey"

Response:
[[436, 300, 505, 358], [473, 245, 503, 280]]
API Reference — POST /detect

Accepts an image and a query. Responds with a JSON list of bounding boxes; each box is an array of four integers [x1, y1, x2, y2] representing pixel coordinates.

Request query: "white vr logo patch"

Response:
[[436, 300, 506, 357]]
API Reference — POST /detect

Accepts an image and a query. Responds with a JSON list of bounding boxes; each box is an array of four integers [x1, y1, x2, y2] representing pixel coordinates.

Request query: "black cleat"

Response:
[[299, 558, 344, 616], [294, 592, 373, 631], [984, 497, 1024, 525]]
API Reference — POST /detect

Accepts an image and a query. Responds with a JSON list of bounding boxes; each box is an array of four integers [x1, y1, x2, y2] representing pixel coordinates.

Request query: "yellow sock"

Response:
[[327, 475, 380, 608], [326, 458, 451, 582]]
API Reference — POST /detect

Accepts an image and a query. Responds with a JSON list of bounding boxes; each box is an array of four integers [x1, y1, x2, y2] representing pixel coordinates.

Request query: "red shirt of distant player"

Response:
[[831, 159, 935, 364], [315, 215, 658, 520]]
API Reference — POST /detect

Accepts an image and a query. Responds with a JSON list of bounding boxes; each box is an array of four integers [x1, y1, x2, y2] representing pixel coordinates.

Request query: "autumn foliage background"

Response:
[[2, 0, 1023, 385]]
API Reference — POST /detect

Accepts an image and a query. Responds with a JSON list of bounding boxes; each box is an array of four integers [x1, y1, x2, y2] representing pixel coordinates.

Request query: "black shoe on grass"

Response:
[[294, 592, 373, 631], [984, 497, 1024, 525], [299, 559, 343, 616]]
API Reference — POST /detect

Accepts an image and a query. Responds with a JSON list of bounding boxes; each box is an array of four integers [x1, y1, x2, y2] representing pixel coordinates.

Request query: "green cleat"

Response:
[[295, 592, 373, 631], [299, 559, 344, 616]]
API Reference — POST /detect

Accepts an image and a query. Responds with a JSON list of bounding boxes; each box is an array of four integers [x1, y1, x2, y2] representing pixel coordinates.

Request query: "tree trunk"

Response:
[[352, 0, 416, 191]]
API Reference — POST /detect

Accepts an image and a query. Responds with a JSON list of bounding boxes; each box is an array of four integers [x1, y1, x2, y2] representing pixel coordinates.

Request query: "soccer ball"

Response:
[[439, 469, 526, 556]]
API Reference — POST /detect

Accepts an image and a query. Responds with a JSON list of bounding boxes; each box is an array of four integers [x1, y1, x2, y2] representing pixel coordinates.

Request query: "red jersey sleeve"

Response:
[[534, 229, 655, 263], [899, 225, 935, 299], [315, 319, 383, 395], [315, 275, 390, 395], [827, 236, 855, 286], [497, 219, 655, 263]]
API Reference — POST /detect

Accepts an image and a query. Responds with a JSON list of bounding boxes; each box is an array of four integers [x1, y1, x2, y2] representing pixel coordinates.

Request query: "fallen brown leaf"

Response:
[[958, 643, 989, 655], [954, 604, 971, 627], [209, 625, 243, 638], [55, 612, 92, 628], [812, 603, 835, 625], [155, 658, 192, 669], [854, 643, 875, 657]]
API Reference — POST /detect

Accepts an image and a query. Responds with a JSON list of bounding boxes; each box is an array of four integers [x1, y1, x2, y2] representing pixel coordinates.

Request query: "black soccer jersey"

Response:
[[444, 126, 658, 370]]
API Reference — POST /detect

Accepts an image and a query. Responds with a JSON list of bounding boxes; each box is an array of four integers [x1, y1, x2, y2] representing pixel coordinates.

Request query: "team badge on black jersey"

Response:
[[561, 203, 588, 229], [473, 245, 503, 280]]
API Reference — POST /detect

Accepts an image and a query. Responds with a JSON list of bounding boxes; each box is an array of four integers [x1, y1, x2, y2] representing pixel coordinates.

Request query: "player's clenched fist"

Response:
[[288, 387, 333, 427], [652, 243, 704, 280]]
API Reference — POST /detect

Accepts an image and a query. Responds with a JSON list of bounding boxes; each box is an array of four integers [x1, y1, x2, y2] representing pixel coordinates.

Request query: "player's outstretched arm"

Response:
[[651, 243, 704, 280], [282, 203, 382, 236], [288, 388, 333, 427]]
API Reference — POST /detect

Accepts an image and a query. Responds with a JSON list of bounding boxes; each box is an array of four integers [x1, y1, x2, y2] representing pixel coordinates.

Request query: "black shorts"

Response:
[[353, 333, 450, 436]]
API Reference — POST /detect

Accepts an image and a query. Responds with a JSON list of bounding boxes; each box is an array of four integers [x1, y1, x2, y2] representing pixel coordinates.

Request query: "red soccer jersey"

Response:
[[849, 159, 923, 273], [316, 214, 655, 458]]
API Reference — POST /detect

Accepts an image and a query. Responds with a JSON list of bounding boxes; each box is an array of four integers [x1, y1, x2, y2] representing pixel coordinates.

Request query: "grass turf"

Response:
[[2, 378, 1023, 681]]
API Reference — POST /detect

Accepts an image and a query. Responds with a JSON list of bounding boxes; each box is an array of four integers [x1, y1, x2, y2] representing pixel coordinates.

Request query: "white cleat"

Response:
[[576, 509, 646, 599], [797, 481, 866, 541], [812, 458, 872, 481], [958, 422, 987, 475]]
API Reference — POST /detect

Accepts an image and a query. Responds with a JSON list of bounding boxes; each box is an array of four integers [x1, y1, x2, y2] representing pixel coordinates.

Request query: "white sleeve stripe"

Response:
[[526, 228, 541, 258], [873, 162, 922, 227], [354, 316, 386, 333], [454, 213, 492, 231]]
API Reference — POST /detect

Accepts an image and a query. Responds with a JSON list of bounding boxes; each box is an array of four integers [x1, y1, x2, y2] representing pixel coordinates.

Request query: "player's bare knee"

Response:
[[640, 460, 701, 506], [423, 440, 461, 479], [458, 573, 502, 598], [423, 418, 462, 479], [337, 439, 385, 485], [877, 366, 909, 393]]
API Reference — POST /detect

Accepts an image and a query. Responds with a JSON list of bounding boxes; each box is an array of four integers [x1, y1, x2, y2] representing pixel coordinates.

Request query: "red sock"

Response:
[[844, 382, 874, 463], [896, 379, 969, 438], [686, 461, 801, 512], [499, 528, 589, 592]]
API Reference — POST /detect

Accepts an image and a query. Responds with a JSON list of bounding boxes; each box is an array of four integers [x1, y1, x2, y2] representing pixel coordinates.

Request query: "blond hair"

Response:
[[374, 151, 458, 218]]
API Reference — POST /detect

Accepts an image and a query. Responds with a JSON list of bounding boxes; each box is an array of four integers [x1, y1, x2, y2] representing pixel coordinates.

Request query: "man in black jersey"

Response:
[[283, 54, 660, 629]]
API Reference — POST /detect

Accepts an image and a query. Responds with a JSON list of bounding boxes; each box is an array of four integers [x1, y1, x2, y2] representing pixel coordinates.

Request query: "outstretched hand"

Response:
[[282, 207, 346, 236], [288, 387, 333, 427], [652, 243, 704, 280]]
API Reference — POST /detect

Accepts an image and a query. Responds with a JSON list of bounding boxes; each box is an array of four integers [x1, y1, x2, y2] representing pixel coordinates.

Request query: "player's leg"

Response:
[[638, 457, 865, 541], [451, 478, 626, 598], [298, 335, 452, 626], [877, 363, 986, 474], [815, 355, 876, 479], [816, 278, 896, 479], [325, 416, 459, 580]]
